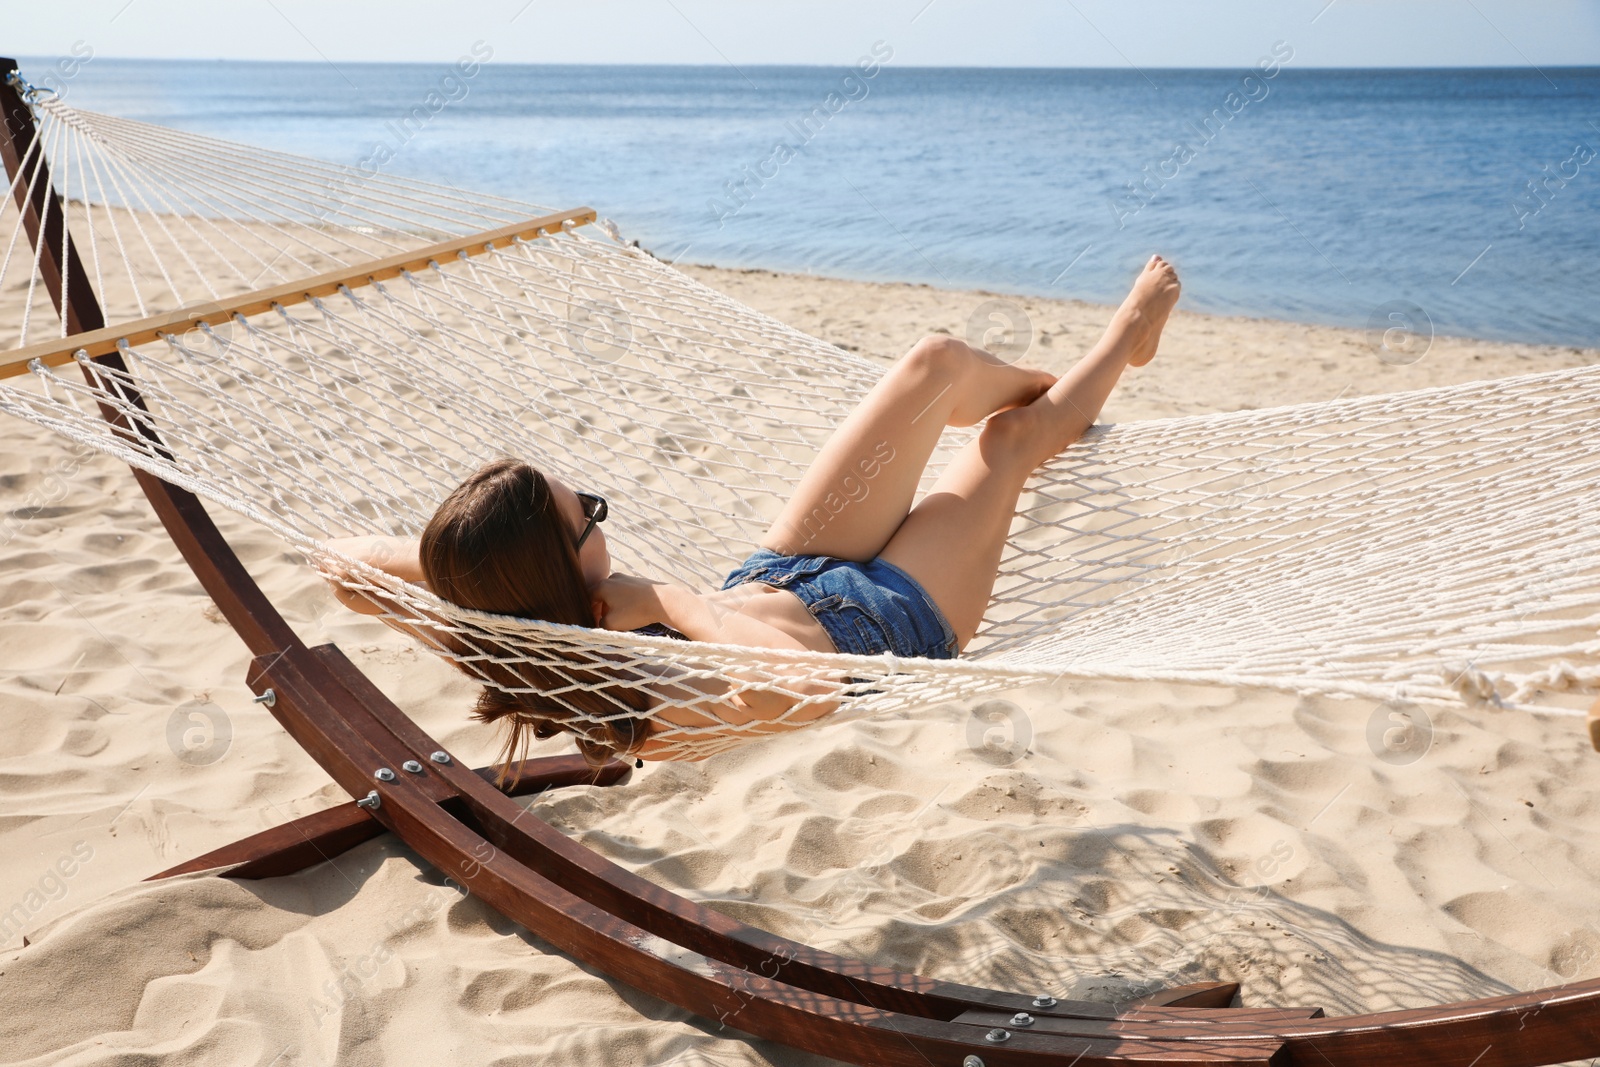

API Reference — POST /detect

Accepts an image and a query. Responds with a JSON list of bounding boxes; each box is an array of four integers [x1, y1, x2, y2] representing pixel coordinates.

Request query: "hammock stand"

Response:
[[4, 61, 1599, 1066]]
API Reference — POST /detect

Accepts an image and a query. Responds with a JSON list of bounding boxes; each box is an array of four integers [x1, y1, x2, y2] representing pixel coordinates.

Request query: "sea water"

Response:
[[28, 56, 1600, 346]]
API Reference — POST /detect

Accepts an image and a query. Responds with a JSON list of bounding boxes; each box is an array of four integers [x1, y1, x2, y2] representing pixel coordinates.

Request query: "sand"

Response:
[[4, 264, 1600, 1066]]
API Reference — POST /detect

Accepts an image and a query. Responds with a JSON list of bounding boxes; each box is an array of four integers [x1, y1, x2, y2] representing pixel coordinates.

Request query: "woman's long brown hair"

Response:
[[419, 458, 649, 782]]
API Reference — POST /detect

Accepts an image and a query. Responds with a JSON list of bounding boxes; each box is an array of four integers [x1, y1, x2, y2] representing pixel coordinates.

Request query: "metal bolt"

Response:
[[375, 767, 396, 781], [1031, 995, 1056, 1008], [984, 1029, 1010, 1044], [356, 791, 380, 810], [1009, 1012, 1034, 1027], [252, 689, 276, 708], [962, 1057, 986, 1067], [429, 751, 451, 764], [402, 760, 423, 773]]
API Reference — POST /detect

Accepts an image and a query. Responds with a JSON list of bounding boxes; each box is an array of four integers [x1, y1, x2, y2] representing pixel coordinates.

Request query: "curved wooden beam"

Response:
[[1131, 984, 1242, 1009]]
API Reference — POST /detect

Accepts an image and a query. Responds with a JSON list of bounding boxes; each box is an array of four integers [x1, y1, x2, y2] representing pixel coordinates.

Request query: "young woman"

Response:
[[326, 255, 1180, 767]]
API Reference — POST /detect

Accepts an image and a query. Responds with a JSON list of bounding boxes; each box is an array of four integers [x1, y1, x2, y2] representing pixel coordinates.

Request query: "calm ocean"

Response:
[[26, 57, 1600, 346]]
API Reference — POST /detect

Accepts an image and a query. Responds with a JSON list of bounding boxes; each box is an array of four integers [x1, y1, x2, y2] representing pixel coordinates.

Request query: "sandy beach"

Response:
[[4, 264, 1600, 1066]]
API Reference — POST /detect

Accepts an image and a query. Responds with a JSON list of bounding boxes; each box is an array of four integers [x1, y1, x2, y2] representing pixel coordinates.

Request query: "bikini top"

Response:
[[630, 622, 868, 688], [629, 622, 690, 641]]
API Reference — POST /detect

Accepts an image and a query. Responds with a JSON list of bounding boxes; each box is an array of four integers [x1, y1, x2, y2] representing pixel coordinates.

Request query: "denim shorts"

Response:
[[721, 548, 960, 662]]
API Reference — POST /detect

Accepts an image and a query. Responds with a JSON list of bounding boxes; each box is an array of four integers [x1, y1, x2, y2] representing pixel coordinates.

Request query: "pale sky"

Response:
[[6, 0, 1600, 68]]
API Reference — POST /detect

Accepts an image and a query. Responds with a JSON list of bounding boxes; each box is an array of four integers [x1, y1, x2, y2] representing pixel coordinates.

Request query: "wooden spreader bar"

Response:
[[6, 56, 1600, 1067], [0, 206, 597, 381]]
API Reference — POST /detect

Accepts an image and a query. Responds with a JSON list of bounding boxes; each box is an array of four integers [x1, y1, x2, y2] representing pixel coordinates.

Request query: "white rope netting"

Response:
[[2, 94, 1597, 762]]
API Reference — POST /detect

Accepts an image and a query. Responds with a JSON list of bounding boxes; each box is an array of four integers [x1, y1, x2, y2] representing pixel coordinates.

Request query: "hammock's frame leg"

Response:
[[6, 58, 1600, 1067], [146, 753, 633, 881]]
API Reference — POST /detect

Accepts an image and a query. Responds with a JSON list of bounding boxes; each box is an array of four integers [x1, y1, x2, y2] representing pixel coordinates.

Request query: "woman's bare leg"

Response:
[[879, 256, 1181, 646], [761, 335, 1055, 560]]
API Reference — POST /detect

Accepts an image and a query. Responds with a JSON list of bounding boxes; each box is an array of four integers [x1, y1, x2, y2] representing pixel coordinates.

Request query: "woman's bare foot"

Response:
[[1118, 254, 1181, 367]]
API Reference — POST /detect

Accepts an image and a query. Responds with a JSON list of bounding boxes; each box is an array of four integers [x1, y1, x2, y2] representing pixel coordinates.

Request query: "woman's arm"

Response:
[[321, 535, 425, 615], [317, 537, 446, 649]]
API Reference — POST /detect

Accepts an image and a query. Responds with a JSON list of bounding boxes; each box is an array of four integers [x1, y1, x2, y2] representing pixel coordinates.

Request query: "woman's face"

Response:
[[544, 473, 611, 591]]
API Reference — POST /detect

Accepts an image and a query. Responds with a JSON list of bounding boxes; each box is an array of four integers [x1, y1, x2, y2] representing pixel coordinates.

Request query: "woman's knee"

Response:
[[900, 333, 970, 384]]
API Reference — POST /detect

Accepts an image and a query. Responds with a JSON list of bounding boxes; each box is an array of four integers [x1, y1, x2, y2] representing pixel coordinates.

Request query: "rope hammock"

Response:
[[3, 93, 1598, 762]]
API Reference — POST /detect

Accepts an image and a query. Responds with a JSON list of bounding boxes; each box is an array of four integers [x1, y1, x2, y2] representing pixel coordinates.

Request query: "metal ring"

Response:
[[4, 71, 54, 102]]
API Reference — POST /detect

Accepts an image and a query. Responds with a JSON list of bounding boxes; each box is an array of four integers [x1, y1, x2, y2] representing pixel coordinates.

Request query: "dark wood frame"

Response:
[[5, 61, 1600, 1066]]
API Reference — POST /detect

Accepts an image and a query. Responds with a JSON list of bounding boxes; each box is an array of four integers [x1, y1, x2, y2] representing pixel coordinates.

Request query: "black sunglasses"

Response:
[[574, 491, 608, 549]]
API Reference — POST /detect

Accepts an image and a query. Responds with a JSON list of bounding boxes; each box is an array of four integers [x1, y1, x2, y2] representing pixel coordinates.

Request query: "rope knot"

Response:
[[1445, 662, 1505, 708], [1539, 660, 1582, 691]]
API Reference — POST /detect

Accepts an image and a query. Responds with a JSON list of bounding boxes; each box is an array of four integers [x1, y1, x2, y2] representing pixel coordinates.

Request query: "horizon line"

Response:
[[10, 53, 1600, 73]]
